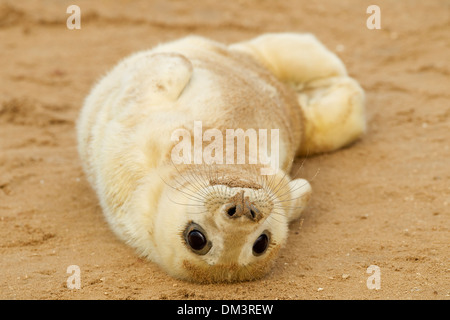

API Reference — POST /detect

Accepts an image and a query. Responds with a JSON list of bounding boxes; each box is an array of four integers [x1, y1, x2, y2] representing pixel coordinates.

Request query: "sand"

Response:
[[0, 0, 449, 300]]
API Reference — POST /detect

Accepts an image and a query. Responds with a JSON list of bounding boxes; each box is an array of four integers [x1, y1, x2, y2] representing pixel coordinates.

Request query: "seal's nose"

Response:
[[224, 190, 261, 221]]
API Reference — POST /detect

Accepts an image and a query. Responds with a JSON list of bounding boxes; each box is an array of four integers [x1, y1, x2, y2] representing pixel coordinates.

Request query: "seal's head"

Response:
[[153, 164, 311, 283]]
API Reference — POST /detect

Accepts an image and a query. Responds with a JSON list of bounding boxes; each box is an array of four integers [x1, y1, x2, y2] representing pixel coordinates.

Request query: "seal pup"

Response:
[[77, 33, 365, 283]]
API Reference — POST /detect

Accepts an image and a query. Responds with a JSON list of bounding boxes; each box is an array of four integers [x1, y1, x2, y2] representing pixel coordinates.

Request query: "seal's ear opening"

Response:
[[285, 178, 312, 222]]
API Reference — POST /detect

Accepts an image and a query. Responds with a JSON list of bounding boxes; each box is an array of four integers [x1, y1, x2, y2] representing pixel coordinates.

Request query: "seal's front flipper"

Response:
[[285, 178, 312, 222], [120, 52, 193, 105], [230, 33, 365, 156]]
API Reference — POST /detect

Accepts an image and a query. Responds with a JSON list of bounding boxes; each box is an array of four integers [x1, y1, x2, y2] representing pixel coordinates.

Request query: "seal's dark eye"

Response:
[[183, 222, 212, 255], [187, 230, 206, 251], [252, 233, 269, 256]]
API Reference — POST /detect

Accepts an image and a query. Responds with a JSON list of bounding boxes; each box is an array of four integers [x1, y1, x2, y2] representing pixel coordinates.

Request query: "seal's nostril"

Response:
[[250, 210, 256, 219], [227, 206, 237, 217]]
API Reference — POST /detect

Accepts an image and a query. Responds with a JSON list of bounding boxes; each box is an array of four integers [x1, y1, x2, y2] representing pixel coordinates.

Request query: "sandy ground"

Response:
[[0, 0, 449, 300]]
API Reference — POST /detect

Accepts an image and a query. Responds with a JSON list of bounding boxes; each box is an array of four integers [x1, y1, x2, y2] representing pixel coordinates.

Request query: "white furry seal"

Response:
[[77, 33, 365, 283]]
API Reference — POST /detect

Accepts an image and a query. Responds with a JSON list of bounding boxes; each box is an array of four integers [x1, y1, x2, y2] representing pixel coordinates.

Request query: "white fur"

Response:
[[77, 33, 364, 282]]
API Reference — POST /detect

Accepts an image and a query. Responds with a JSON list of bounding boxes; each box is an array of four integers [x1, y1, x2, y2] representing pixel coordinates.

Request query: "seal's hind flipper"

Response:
[[230, 33, 347, 84], [230, 33, 365, 156], [295, 76, 365, 155]]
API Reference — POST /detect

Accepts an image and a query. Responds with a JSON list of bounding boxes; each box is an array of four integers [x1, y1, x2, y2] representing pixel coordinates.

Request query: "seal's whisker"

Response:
[[270, 207, 288, 216], [273, 200, 307, 208], [168, 173, 206, 201], [264, 169, 281, 194], [273, 189, 310, 204], [169, 159, 210, 199], [290, 154, 308, 179], [267, 156, 309, 202], [182, 166, 211, 197], [165, 181, 205, 203], [265, 173, 290, 202], [212, 165, 229, 199], [308, 167, 320, 182], [189, 164, 211, 189], [192, 163, 222, 200], [241, 263, 255, 282], [167, 196, 205, 207], [157, 171, 206, 203], [184, 169, 210, 199], [165, 189, 205, 205], [273, 205, 307, 211], [205, 164, 222, 198], [186, 209, 209, 215], [274, 180, 310, 201], [271, 176, 294, 200], [264, 185, 280, 204], [267, 212, 285, 224], [171, 160, 211, 198]]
